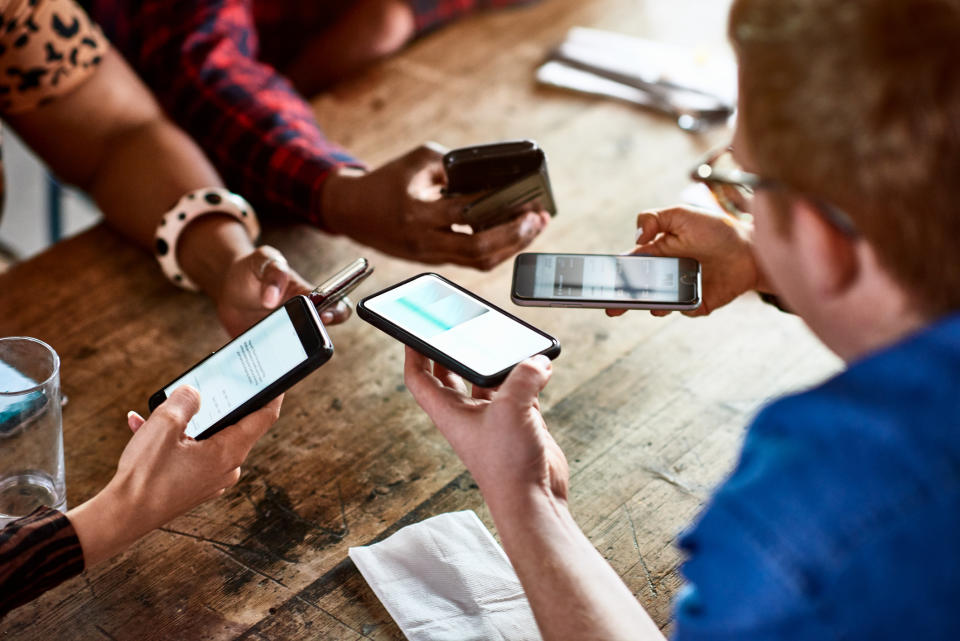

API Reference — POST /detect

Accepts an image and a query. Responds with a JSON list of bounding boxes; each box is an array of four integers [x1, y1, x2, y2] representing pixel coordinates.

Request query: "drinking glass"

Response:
[[0, 337, 65, 527]]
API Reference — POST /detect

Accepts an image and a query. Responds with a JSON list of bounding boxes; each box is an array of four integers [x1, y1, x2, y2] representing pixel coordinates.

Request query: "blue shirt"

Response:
[[674, 313, 960, 641]]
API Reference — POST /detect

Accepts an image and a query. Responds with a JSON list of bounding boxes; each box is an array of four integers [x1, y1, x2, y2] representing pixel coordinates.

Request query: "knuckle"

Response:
[[478, 256, 500, 271], [156, 402, 189, 426], [258, 245, 281, 259], [515, 360, 540, 376], [218, 447, 241, 472], [465, 241, 488, 260], [267, 402, 282, 422], [411, 143, 440, 163], [404, 230, 424, 254], [226, 468, 242, 487]]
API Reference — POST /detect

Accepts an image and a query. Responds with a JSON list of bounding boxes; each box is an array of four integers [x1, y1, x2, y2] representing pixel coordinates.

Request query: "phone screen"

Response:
[[364, 275, 553, 377], [165, 306, 307, 438], [530, 255, 682, 302]]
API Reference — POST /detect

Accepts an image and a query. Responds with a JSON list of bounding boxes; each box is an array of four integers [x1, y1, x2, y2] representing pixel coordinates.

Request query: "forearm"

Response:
[[6, 49, 255, 296], [487, 489, 665, 641], [130, 0, 362, 229], [67, 486, 143, 569], [84, 117, 255, 297], [85, 119, 221, 246]]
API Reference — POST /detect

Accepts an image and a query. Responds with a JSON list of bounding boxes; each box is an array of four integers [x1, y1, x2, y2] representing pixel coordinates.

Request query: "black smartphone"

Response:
[[511, 253, 702, 311], [357, 273, 560, 388], [148, 295, 334, 440], [443, 140, 557, 230]]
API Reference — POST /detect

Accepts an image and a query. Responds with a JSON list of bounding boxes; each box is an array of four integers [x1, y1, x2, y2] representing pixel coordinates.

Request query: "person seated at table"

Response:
[[78, 0, 550, 273], [403, 0, 960, 639], [0, 0, 314, 617], [0, 387, 280, 617], [0, 0, 350, 336]]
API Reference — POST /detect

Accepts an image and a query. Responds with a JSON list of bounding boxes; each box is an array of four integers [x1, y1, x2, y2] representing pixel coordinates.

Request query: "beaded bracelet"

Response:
[[154, 188, 259, 291]]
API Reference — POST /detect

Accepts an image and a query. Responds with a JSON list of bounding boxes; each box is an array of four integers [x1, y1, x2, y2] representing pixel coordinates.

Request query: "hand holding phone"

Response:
[[149, 295, 333, 440], [358, 273, 560, 387], [444, 140, 557, 230], [512, 253, 701, 311], [321, 145, 547, 271]]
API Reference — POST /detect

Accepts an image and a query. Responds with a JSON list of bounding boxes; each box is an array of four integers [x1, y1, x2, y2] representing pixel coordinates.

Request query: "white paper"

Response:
[[558, 27, 737, 106], [349, 510, 543, 641]]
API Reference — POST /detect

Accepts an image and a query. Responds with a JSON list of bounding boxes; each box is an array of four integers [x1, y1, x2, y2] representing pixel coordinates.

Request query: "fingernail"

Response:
[[635, 225, 644, 243], [522, 216, 541, 237], [321, 311, 334, 324], [126, 410, 138, 420], [264, 284, 282, 307]]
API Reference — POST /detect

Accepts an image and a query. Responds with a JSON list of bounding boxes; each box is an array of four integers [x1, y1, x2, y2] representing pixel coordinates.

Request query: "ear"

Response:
[[789, 198, 859, 297]]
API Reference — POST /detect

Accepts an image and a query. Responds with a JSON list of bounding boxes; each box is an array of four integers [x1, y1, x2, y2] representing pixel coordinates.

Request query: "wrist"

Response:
[[177, 215, 254, 299], [319, 166, 366, 235], [485, 485, 578, 555], [67, 478, 145, 568], [484, 483, 570, 530]]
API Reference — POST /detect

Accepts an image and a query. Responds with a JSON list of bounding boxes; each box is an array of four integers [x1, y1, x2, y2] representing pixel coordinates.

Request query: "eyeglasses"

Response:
[[689, 146, 858, 237]]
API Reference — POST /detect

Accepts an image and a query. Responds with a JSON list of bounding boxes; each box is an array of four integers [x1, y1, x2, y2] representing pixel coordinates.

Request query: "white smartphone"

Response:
[[358, 273, 560, 387], [511, 253, 701, 310]]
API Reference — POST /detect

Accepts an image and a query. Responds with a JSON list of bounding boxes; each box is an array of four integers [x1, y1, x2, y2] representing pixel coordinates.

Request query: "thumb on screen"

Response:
[[157, 385, 202, 435]]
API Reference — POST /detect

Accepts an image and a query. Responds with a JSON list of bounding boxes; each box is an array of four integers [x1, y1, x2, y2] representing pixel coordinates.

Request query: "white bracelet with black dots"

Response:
[[155, 188, 260, 292]]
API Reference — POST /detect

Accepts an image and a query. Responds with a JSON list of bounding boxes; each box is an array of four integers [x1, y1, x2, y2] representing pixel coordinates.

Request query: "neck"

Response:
[[830, 301, 930, 363]]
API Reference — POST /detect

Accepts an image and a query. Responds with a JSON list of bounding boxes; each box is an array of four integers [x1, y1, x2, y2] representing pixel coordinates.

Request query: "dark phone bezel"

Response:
[[443, 140, 557, 230], [443, 140, 542, 194], [357, 273, 561, 388], [511, 253, 701, 306], [148, 295, 334, 440]]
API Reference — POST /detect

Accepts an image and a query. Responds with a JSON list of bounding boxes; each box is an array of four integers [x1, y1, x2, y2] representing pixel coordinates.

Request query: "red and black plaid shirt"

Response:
[[80, 0, 537, 228]]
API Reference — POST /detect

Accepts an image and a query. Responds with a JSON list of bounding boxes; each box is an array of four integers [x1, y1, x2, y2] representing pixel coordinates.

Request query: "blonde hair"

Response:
[[730, 0, 960, 315]]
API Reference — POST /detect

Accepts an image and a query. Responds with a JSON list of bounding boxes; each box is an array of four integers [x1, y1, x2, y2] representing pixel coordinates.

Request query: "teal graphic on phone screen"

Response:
[[364, 275, 553, 378]]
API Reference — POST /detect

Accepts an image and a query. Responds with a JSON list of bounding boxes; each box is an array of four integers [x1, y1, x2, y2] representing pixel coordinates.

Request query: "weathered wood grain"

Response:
[[0, 0, 841, 639]]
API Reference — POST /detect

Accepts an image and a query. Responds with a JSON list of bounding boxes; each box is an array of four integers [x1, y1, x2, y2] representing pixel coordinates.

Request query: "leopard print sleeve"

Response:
[[0, 0, 108, 114]]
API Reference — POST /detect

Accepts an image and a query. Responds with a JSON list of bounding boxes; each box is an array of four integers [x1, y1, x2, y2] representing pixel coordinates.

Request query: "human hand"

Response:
[[68, 386, 282, 567], [215, 245, 351, 337], [321, 144, 550, 271], [607, 206, 767, 318], [403, 347, 568, 509]]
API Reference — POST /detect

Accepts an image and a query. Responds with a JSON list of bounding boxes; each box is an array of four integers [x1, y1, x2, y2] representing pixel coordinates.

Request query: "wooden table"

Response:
[[0, 1, 841, 638]]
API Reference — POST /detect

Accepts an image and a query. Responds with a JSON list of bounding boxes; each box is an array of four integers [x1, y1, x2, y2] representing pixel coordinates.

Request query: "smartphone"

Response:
[[148, 295, 334, 440], [357, 273, 560, 387], [308, 258, 374, 312], [511, 253, 701, 311], [444, 140, 557, 230]]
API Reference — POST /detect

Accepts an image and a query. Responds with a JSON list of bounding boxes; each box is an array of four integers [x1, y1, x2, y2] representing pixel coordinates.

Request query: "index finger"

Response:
[[403, 346, 443, 401], [403, 346, 467, 422], [417, 212, 547, 271], [320, 299, 352, 326], [412, 193, 477, 227]]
